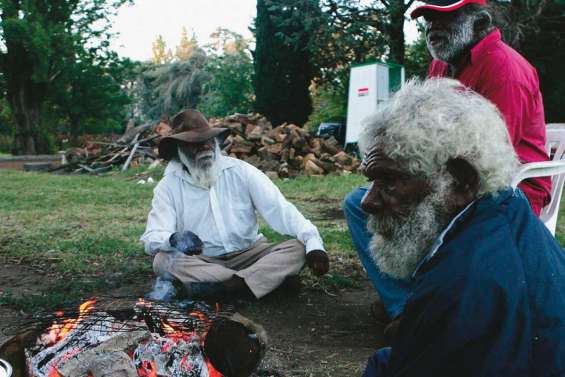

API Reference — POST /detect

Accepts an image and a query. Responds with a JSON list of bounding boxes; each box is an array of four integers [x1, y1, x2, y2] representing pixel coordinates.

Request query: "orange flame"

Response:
[[42, 300, 96, 347]]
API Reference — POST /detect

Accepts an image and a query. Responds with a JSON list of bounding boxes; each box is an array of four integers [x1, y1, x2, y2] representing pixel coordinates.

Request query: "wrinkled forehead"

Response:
[[361, 142, 404, 175]]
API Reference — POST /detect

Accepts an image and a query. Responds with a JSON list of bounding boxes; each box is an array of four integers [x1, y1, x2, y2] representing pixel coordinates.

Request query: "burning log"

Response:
[[204, 313, 267, 377]]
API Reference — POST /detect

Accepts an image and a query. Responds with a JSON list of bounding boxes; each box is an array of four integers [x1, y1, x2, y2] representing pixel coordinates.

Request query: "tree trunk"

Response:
[[8, 82, 40, 155], [388, 0, 406, 65]]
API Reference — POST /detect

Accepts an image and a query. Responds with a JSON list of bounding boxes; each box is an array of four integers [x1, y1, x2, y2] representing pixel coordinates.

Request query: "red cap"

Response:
[[411, 0, 487, 19]]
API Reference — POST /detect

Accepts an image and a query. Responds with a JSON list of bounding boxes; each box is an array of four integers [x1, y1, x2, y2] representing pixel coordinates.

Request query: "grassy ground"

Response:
[[2, 167, 565, 309], [0, 168, 366, 310]]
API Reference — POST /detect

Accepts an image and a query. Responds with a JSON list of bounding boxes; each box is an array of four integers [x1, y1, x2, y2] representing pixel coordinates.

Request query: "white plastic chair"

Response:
[[511, 124, 565, 235]]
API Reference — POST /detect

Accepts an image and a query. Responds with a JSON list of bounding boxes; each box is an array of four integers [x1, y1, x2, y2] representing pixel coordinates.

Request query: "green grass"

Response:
[[5, 168, 562, 312], [0, 169, 365, 310]]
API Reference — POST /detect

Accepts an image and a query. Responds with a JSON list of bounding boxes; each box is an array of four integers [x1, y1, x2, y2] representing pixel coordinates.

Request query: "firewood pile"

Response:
[[50, 113, 360, 178], [50, 121, 162, 175], [211, 113, 360, 179]]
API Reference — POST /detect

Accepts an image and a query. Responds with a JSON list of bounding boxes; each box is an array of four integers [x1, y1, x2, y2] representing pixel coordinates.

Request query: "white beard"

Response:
[[368, 177, 453, 280], [177, 143, 221, 189], [426, 15, 475, 63]]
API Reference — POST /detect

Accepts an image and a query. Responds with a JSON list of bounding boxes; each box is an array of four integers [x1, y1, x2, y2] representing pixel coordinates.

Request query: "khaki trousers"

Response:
[[153, 238, 306, 298]]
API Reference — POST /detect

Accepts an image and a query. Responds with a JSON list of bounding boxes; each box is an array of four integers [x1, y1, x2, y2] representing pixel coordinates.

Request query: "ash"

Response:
[[133, 333, 208, 377]]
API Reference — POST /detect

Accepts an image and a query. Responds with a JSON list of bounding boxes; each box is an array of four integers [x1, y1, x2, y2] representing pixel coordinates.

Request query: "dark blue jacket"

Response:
[[382, 189, 565, 376]]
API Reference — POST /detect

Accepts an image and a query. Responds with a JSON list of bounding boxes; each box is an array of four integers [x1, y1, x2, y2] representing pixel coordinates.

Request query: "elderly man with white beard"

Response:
[[359, 79, 565, 377], [344, 0, 550, 337], [141, 109, 329, 301]]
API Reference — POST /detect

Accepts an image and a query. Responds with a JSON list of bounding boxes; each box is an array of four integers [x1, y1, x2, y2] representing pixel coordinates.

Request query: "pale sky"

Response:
[[110, 0, 419, 62], [110, 0, 257, 62]]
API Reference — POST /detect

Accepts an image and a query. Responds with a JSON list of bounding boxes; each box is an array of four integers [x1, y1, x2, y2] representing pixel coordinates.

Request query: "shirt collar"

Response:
[[412, 200, 476, 278], [469, 29, 501, 66]]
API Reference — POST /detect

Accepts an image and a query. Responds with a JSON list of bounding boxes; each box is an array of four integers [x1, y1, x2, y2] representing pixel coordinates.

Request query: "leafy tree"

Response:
[[404, 28, 431, 79], [198, 30, 254, 117], [137, 50, 210, 121], [175, 27, 199, 61], [0, 0, 132, 154], [152, 35, 173, 64], [253, 0, 319, 126], [49, 52, 136, 142], [323, 0, 414, 66], [501, 0, 565, 122]]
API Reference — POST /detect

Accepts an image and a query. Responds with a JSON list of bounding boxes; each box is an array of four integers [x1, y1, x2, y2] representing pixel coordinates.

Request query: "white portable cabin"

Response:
[[345, 61, 405, 147]]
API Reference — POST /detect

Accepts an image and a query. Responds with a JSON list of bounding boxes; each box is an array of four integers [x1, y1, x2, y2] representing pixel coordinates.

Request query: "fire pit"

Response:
[[0, 299, 267, 377]]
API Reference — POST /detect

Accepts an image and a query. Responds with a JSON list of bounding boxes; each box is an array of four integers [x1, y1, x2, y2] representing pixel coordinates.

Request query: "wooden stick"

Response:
[[121, 142, 140, 171]]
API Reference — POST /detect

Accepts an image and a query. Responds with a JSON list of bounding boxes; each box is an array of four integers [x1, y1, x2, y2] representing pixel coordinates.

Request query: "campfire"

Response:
[[1, 298, 266, 377]]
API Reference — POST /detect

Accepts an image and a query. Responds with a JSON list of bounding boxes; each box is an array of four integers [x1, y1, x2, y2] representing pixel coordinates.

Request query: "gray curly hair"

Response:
[[359, 78, 519, 197]]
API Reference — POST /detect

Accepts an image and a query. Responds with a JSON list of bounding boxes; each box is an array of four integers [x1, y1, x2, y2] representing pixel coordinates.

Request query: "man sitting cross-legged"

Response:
[[359, 78, 565, 376], [141, 109, 329, 301]]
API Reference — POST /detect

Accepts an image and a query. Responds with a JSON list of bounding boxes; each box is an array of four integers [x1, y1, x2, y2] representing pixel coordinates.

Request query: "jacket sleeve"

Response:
[[140, 180, 177, 256], [244, 163, 325, 253]]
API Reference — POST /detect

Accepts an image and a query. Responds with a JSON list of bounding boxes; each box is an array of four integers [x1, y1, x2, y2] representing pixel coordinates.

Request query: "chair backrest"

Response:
[[539, 125, 565, 234]]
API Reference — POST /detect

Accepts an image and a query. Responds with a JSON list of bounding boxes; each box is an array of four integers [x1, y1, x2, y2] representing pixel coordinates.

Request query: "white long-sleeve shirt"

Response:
[[140, 156, 325, 257]]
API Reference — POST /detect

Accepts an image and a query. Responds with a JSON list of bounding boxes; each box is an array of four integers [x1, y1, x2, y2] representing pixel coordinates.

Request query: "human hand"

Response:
[[169, 231, 204, 255], [306, 250, 329, 276]]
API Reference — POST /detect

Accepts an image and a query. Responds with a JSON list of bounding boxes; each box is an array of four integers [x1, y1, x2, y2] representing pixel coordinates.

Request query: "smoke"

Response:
[[146, 276, 178, 301]]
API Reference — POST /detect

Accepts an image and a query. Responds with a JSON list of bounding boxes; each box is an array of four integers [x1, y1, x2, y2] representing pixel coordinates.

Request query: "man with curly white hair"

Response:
[[360, 79, 565, 376]]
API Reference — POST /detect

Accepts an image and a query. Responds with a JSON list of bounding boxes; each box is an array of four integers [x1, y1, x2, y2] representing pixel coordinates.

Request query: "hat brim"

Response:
[[410, 0, 485, 19], [158, 127, 230, 161]]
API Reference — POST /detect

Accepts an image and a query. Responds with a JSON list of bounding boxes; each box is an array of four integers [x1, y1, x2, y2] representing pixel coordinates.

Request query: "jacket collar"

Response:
[[412, 188, 515, 278]]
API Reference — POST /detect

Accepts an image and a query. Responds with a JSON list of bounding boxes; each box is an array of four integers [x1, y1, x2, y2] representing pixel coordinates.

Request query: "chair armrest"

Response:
[[511, 160, 565, 189]]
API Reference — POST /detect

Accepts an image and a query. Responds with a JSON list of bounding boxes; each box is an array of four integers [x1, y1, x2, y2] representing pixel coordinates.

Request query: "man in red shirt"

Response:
[[343, 0, 551, 335], [414, 0, 551, 214]]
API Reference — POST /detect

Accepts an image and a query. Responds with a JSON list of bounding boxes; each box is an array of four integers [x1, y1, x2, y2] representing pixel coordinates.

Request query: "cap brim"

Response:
[[158, 128, 230, 160], [410, 0, 485, 18]]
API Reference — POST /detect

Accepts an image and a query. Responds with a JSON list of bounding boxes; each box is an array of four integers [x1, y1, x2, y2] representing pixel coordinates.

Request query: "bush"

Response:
[[305, 84, 346, 134]]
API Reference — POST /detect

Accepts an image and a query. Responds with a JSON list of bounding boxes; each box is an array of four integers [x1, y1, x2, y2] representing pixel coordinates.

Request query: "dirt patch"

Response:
[[0, 263, 386, 377], [243, 284, 386, 376], [311, 207, 345, 221]]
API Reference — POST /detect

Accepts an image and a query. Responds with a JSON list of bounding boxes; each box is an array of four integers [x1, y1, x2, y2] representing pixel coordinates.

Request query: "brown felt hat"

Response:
[[158, 109, 230, 161]]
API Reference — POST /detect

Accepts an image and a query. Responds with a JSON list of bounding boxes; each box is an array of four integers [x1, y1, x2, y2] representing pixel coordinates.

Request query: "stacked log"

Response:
[[51, 114, 359, 178], [211, 113, 360, 178]]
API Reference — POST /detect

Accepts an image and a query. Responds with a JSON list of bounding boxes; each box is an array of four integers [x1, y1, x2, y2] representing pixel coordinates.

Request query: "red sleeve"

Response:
[[481, 81, 530, 147]]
